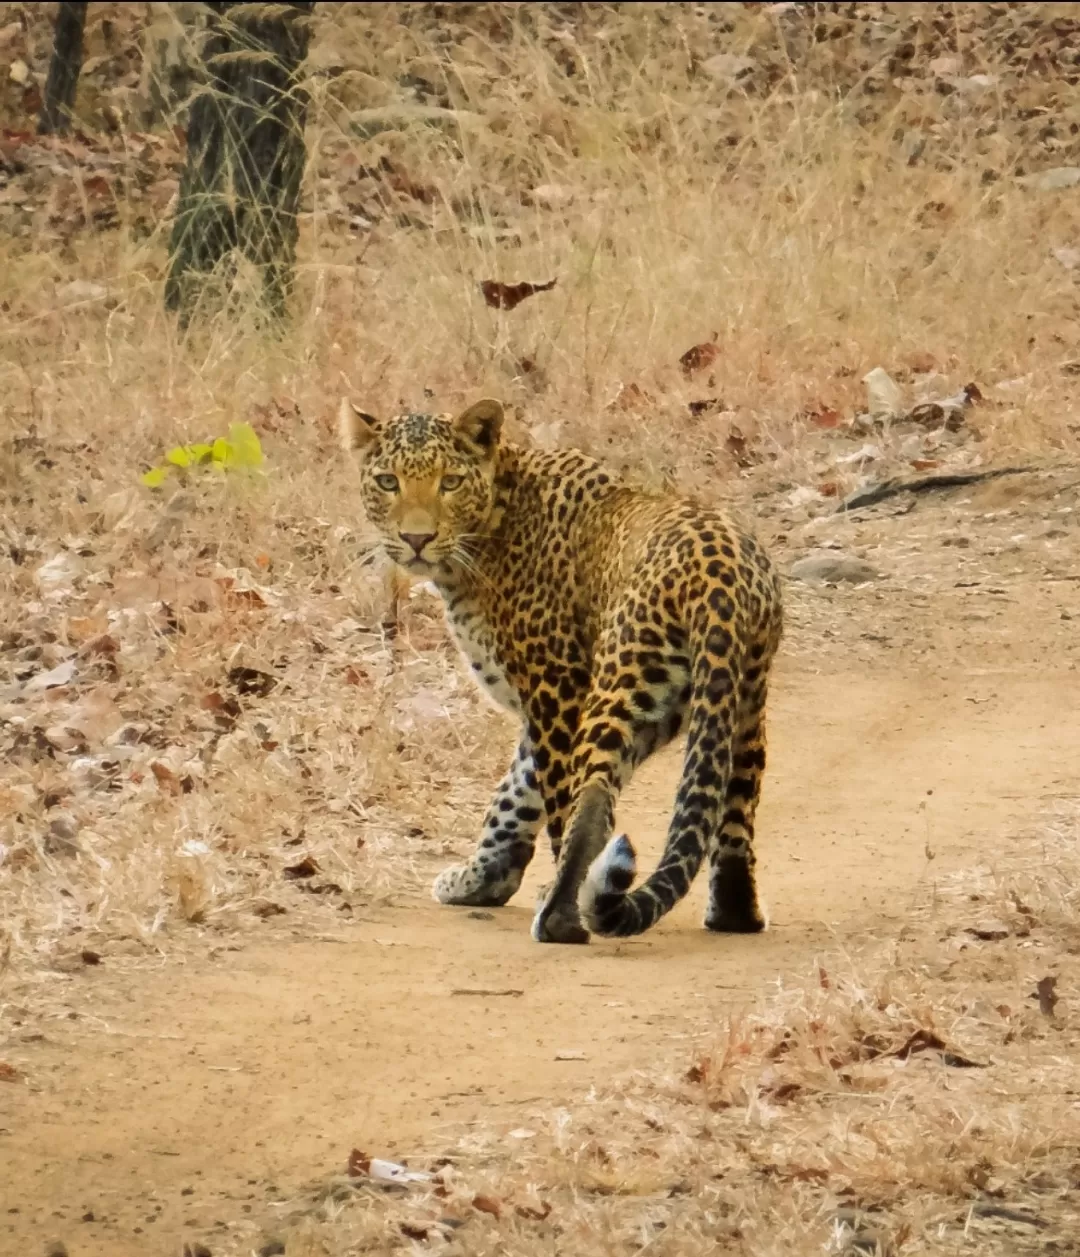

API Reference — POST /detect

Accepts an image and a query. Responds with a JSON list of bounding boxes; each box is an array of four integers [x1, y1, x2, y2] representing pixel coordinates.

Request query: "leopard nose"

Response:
[[400, 531, 436, 556]]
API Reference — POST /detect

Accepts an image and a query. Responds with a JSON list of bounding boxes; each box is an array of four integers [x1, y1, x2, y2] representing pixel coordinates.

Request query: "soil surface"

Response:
[[4, 468, 1080, 1257]]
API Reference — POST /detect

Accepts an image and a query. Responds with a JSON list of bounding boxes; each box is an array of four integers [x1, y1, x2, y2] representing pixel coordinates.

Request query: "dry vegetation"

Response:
[[2, 3, 1080, 1253]]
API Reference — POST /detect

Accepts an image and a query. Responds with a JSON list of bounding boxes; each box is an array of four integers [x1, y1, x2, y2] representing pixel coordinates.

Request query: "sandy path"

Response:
[[6, 657, 1080, 1256]]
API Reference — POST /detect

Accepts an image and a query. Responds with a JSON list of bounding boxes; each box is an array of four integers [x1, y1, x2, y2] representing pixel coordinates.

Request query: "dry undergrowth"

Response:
[[1, 4, 1080, 1250], [276, 817, 1080, 1256]]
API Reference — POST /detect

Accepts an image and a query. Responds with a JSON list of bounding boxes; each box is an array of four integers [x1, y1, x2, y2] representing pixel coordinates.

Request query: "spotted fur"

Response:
[[340, 398, 782, 944]]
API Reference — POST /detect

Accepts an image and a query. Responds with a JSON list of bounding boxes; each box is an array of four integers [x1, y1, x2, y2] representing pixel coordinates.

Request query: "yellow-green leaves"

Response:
[[141, 423, 264, 488]]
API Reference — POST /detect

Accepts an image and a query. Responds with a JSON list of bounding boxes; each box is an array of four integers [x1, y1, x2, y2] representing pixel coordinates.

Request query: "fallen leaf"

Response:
[[79, 633, 120, 658], [1035, 975, 1059, 1017], [688, 397, 724, 418], [399, 1222, 432, 1240], [0, 1062, 20, 1082], [344, 665, 368, 687], [227, 665, 276, 697], [966, 920, 1010, 941], [818, 480, 840, 497], [863, 366, 903, 418], [252, 900, 287, 918], [890, 1028, 986, 1067], [24, 659, 77, 692], [283, 856, 320, 879], [365, 1157, 432, 1185], [151, 761, 182, 796], [66, 614, 109, 643], [222, 586, 267, 610], [910, 458, 942, 471], [724, 424, 755, 467], [805, 405, 843, 429], [679, 333, 720, 377], [480, 278, 557, 311], [472, 1194, 503, 1218], [818, 965, 831, 989], [515, 1201, 552, 1220], [764, 1081, 802, 1104], [554, 1049, 587, 1061]]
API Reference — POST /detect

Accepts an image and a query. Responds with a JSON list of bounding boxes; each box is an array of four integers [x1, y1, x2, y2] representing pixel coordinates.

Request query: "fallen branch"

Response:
[[451, 987, 524, 998], [836, 465, 1037, 513]]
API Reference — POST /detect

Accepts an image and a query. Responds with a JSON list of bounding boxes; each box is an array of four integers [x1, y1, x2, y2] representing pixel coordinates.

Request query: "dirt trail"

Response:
[[6, 629, 1080, 1255]]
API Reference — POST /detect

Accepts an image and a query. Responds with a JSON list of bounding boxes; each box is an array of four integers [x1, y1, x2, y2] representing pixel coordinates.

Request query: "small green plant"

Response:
[[141, 421, 264, 488]]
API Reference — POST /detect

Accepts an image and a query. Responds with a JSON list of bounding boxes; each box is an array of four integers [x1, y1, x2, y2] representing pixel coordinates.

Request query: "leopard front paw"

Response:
[[432, 863, 520, 907]]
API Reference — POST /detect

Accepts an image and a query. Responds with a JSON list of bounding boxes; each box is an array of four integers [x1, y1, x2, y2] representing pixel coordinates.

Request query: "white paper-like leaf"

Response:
[[24, 659, 76, 692], [368, 1158, 432, 1185], [862, 367, 903, 419]]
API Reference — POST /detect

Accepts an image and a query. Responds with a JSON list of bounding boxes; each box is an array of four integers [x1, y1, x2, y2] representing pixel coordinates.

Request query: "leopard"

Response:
[[340, 396, 783, 945]]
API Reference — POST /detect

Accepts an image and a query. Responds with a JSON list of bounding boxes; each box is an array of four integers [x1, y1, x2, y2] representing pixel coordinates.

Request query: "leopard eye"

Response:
[[440, 473, 464, 493], [374, 473, 399, 493]]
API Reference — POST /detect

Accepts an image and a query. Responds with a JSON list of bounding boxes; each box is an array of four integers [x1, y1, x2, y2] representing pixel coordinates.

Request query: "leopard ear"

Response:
[[452, 398, 504, 455], [338, 399, 380, 452]]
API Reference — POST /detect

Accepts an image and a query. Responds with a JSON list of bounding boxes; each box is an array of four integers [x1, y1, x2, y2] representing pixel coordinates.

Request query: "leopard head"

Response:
[[340, 397, 504, 577]]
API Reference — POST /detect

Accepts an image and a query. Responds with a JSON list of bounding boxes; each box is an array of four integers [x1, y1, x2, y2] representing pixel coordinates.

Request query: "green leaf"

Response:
[[165, 444, 192, 468], [225, 422, 263, 469], [141, 466, 169, 488], [210, 436, 230, 465]]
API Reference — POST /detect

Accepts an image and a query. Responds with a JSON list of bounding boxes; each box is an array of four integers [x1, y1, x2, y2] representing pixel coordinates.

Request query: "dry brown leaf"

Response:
[[0, 1061, 20, 1082], [805, 404, 843, 429], [150, 761, 182, 796], [687, 397, 723, 418], [515, 1201, 552, 1221], [472, 1193, 503, 1218], [724, 424, 756, 468], [283, 856, 320, 880], [1035, 975, 1059, 1017], [480, 278, 557, 311], [347, 1148, 370, 1178], [679, 333, 720, 377]]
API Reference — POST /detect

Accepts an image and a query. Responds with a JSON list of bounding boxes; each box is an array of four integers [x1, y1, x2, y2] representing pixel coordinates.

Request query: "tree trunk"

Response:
[[38, 1, 89, 136], [164, 1, 315, 327], [137, 2, 206, 130]]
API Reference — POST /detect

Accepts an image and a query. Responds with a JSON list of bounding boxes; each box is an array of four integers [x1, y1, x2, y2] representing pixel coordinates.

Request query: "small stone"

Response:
[[966, 920, 1010, 941], [258, 1242, 286, 1257], [467, 910, 495, 920], [790, 553, 882, 585], [44, 813, 81, 855], [44, 1244, 69, 1257]]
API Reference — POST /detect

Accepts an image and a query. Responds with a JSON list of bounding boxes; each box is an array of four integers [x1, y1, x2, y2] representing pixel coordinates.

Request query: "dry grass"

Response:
[[2, 3, 1080, 1250]]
